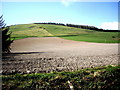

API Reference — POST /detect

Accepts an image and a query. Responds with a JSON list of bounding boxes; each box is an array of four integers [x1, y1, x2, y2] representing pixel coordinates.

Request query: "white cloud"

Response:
[[99, 22, 118, 30], [61, 0, 77, 7]]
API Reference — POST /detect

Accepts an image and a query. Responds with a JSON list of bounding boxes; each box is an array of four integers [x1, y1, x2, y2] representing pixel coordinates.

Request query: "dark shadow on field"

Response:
[[57, 34, 79, 37], [43, 34, 79, 37], [3, 52, 45, 55], [2, 52, 45, 60]]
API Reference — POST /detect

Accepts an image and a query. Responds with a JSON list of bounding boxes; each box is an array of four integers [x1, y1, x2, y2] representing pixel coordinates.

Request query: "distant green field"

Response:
[[9, 24, 119, 43]]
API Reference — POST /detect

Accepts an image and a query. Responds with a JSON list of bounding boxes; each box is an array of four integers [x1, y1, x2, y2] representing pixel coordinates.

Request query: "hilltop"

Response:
[[9, 23, 119, 43]]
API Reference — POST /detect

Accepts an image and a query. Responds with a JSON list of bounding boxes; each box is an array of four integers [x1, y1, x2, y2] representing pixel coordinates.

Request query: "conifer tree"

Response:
[[0, 15, 13, 53]]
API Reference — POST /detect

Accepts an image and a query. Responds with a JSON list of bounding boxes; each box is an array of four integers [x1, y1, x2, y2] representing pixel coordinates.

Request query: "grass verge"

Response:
[[2, 65, 120, 89]]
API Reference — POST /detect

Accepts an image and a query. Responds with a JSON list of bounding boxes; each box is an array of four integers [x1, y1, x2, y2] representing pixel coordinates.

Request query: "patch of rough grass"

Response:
[[2, 65, 120, 89], [9, 24, 53, 40]]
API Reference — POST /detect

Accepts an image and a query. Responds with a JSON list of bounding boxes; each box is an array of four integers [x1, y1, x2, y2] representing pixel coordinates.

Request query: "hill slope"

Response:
[[9, 24, 119, 43]]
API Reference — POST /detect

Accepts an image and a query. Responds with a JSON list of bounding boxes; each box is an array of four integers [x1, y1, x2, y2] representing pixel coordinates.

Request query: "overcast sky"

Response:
[[1, 1, 119, 30]]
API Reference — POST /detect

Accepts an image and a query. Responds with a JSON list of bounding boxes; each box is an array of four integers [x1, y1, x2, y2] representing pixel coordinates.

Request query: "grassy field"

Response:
[[9, 24, 119, 43], [2, 65, 120, 89]]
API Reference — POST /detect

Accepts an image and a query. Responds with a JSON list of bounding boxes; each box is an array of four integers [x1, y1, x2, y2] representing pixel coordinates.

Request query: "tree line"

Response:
[[34, 22, 119, 32], [34, 22, 65, 26]]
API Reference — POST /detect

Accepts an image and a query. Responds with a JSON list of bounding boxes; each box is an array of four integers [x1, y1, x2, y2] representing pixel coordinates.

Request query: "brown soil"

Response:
[[2, 37, 119, 74]]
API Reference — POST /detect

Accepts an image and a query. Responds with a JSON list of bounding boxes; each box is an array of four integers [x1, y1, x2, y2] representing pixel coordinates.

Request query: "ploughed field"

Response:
[[2, 37, 119, 74]]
